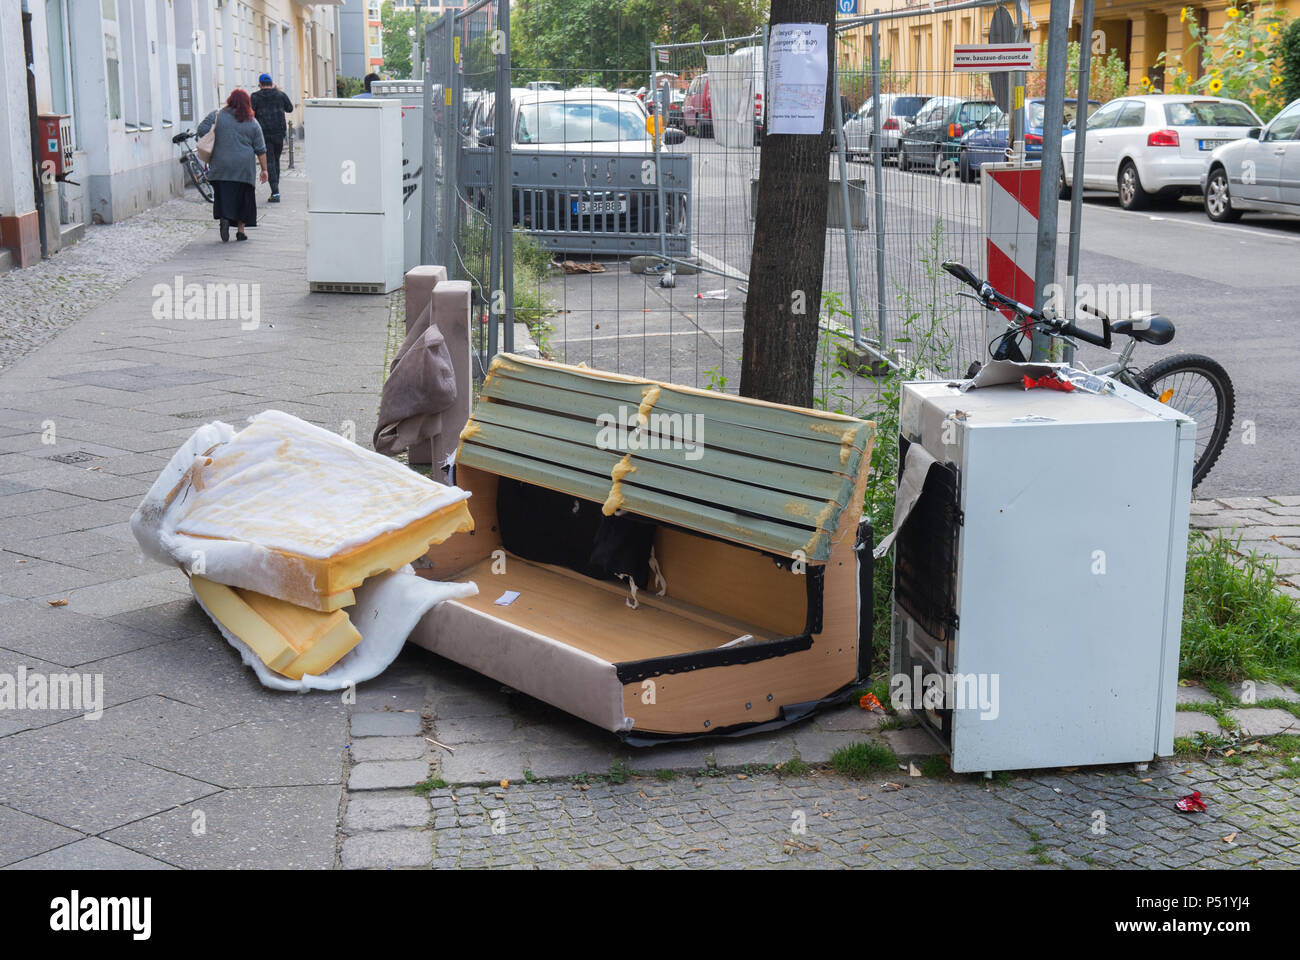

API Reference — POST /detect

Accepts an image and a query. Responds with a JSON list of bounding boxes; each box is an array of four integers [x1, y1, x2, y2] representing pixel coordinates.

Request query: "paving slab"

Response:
[[4, 837, 174, 870], [349, 736, 428, 762], [1174, 711, 1222, 737], [102, 786, 341, 870], [351, 711, 423, 738], [340, 829, 433, 869], [343, 792, 432, 832], [0, 805, 86, 867], [349, 760, 431, 791], [1227, 708, 1300, 737]]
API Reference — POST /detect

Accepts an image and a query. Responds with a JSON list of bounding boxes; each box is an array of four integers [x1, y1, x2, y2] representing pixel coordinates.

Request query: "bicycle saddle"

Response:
[[171, 132, 190, 144], [1111, 311, 1174, 346]]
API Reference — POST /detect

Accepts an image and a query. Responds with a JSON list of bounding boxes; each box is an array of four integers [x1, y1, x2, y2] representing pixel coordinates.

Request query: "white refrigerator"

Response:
[[891, 376, 1195, 772], [305, 98, 405, 293]]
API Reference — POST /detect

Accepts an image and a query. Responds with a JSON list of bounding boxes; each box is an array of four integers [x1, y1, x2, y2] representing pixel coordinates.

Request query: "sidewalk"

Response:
[[0, 170, 387, 868], [0, 174, 1297, 870]]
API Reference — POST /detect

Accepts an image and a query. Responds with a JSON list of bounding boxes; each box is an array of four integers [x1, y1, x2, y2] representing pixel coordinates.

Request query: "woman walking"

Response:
[[197, 90, 269, 241]]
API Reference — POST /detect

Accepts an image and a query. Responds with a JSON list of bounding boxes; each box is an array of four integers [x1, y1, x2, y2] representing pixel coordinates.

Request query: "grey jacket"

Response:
[[197, 108, 266, 185]]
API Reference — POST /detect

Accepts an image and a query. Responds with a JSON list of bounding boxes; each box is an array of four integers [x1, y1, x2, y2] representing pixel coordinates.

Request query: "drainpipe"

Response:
[[22, 0, 49, 260]]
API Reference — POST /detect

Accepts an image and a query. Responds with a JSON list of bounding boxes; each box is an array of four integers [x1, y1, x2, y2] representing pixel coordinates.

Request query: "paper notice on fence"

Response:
[[768, 23, 828, 135]]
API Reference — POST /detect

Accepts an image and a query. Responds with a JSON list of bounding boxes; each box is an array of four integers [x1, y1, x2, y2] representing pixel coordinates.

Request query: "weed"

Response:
[[830, 741, 898, 778], [777, 757, 812, 778], [412, 777, 447, 794], [654, 769, 676, 782], [607, 759, 634, 785], [918, 755, 949, 778]]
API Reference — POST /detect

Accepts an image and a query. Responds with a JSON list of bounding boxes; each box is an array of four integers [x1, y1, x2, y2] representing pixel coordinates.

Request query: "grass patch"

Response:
[[776, 757, 812, 778], [918, 755, 950, 778], [412, 777, 447, 794], [607, 759, 635, 785], [830, 741, 898, 778], [654, 769, 676, 782], [1181, 533, 1300, 686]]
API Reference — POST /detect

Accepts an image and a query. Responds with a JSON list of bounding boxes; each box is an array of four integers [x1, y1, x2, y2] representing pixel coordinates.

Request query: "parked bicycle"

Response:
[[172, 130, 214, 202], [942, 260, 1234, 487]]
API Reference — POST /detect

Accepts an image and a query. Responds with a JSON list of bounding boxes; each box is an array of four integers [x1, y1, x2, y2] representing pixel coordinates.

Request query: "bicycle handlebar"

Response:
[[941, 259, 1112, 351]]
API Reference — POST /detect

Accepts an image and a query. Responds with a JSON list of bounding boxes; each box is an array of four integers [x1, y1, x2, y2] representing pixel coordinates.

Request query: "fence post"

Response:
[[870, 16, 887, 355], [831, 56, 862, 346], [1031, 0, 1070, 360], [499, 0, 514, 354], [1064, 0, 1095, 366], [421, 22, 436, 266]]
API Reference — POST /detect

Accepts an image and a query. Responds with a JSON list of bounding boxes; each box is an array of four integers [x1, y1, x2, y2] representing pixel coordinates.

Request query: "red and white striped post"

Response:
[[981, 162, 1040, 329]]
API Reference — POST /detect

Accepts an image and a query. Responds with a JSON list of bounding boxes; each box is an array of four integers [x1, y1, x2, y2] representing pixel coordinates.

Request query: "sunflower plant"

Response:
[[1151, 3, 1291, 121]]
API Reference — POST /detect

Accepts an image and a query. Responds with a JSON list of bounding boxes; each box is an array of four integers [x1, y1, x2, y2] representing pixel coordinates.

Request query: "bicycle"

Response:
[[941, 260, 1234, 488], [172, 130, 214, 202]]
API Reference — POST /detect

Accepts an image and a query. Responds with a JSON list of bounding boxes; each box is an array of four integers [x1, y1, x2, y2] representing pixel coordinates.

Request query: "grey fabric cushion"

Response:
[[373, 301, 458, 456]]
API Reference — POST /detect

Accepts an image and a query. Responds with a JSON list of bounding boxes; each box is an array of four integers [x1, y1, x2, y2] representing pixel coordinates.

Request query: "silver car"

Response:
[[1201, 97, 1300, 222], [842, 93, 933, 162]]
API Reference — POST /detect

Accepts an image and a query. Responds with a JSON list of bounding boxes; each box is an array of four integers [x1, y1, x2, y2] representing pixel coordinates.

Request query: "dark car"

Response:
[[957, 97, 1102, 181], [899, 97, 996, 174], [683, 74, 712, 137]]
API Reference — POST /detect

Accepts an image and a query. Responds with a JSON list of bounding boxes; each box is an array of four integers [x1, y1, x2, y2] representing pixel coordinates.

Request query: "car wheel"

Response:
[[1058, 162, 1071, 200], [958, 150, 974, 183], [1204, 166, 1242, 222], [1117, 160, 1151, 211]]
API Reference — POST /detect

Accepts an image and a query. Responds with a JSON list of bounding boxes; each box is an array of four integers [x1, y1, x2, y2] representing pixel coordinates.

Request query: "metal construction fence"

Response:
[[420, 0, 1084, 412]]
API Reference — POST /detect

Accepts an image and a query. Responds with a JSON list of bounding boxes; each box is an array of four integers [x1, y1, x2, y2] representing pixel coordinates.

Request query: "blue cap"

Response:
[[258, 74, 273, 85]]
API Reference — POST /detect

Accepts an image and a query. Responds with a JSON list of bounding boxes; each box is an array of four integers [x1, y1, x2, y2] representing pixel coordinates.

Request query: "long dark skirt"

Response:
[[211, 180, 258, 227]]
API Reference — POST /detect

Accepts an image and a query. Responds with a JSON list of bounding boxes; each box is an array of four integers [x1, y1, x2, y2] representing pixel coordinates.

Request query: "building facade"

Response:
[[340, 0, 383, 78], [836, 0, 1300, 92], [1, 0, 342, 271]]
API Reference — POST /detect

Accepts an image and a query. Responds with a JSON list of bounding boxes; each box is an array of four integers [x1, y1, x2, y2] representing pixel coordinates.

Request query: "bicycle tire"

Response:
[[1135, 353, 1234, 488], [187, 158, 214, 202]]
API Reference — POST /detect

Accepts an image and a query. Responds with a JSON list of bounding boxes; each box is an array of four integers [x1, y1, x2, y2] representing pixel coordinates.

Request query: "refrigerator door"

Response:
[[305, 99, 402, 215]]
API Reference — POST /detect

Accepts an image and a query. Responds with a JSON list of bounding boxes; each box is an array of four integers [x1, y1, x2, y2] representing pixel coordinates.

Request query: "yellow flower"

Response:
[[1180, 6, 1190, 23], [1226, 6, 1240, 18], [1235, 48, 1245, 59], [1271, 75, 1283, 87], [1268, 23, 1280, 37], [1141, 75, 1152, 88], [1207, 77, 1224, 93]]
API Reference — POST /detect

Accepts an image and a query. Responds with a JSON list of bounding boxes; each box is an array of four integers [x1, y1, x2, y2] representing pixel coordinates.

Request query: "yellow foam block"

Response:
[[192, 576, 363, 680]]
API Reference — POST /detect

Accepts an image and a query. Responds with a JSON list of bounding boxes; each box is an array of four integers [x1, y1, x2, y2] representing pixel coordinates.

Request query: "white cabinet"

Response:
[[891, 377, 1195, 772], [305, 98, 404, 293]]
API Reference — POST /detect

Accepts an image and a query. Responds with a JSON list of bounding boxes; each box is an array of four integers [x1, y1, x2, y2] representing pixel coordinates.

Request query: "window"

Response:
[[1086, 99, 1124, 130], [105, 33, 123, 120], [1163, 99, 1259, 126], [516, 100, 647, 145], [1116, 103, 1147, 127], [958, 102, 993, 125], [1266, 102, 1300, 141]]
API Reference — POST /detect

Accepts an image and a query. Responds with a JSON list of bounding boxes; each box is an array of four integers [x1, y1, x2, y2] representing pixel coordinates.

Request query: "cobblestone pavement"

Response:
[[0, 192, 212, 372], [341, 751, 1300, 870]]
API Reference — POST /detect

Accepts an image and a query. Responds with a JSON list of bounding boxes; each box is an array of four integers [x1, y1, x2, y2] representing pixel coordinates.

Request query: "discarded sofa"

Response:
[[410, 354, 875, 742]]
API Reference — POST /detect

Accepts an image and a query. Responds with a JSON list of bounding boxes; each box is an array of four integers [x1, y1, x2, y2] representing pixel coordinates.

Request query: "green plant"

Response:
[[830, 741, 897, 778], [1150, 4, 1292, 121], [654, 769, 676, 782], [918, 755, 949, 778], [1027, 41, 1130, 102], [336, 76, 365, 98], [1180, 533, 1300, 686], [777, 757, 811, 778], [703, 364, 731, 393], [412, 776, 447, 794], [1279, 20, 1300, 105], [608, 759, 634, 785]]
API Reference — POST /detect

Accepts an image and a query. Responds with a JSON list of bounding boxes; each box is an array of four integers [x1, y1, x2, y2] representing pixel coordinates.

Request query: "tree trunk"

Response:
[[739, 0, 835, 408]]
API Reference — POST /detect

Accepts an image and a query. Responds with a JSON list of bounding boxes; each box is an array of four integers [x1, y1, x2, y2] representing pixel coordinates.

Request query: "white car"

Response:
[[1060, 94, 1262, 209], [1201, 97, 1300, 222], [842, 94, 933, 161], [494, 89, 684, 153]]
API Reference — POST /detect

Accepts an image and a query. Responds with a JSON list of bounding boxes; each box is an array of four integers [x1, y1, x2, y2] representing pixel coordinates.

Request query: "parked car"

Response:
[[957, 97, 1101, 181], [501, 89, 685, 154], [526, 81, 561, 92], [1201, 97, 1300, 222], [1060, 94, 1262, 209], [899, 97, 995, 173], [684, 74, 712, 137], [666, 89, 685, 129], [842, 93, 932, 162], [468, 87, 530, 146]]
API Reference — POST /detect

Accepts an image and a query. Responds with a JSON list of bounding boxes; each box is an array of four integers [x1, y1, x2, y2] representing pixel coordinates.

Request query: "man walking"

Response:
[[250, 74, 294, 203]]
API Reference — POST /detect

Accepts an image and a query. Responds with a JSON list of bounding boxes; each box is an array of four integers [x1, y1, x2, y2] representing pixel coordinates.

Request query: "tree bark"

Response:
[[739, 0, 835, 408]]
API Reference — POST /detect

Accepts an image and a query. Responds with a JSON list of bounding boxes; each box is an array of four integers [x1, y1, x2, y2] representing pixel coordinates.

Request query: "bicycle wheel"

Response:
[[188, 158, 214, 202], [1136, 353, 1234, 487]]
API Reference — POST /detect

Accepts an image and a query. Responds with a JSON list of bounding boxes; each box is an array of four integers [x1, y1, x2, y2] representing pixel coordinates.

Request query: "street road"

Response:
[[560, 136, 1300, 498]]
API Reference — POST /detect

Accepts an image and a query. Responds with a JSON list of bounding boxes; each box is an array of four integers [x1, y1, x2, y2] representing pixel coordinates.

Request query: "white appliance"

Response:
[[305, 98, 404, 294], [891, 376, 1194, 772], [370, 81, 425, 273]]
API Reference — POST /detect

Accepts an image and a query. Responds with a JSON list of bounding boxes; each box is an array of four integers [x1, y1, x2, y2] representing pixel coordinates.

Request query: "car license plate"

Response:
[[572, 199, 627, 215], [1199, 139, 1230, 150]]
